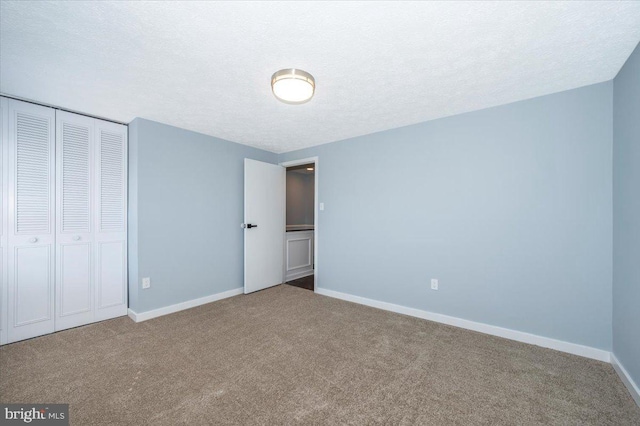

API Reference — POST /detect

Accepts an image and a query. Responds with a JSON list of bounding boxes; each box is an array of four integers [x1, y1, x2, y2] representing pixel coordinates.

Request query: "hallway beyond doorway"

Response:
[[285, 274, 314, 291]]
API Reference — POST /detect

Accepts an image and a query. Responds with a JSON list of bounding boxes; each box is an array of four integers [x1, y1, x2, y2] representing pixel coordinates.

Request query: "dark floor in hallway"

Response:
[[285, 274, 314, 291]]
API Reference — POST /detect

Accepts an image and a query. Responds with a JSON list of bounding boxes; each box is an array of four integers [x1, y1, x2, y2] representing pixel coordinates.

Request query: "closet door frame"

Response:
[[6, 99, 56, 343], [1, 97, 8, 345]]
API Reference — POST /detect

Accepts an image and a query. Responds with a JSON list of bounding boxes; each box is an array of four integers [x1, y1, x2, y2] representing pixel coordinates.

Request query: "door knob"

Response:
[[242, 223, 258, 229], [29, 237, 38, 243], [73, 236, 81, 241]]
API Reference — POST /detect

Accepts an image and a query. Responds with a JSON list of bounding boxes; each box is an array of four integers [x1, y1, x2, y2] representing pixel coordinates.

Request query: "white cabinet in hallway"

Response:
[[0, 97, 128, 344]]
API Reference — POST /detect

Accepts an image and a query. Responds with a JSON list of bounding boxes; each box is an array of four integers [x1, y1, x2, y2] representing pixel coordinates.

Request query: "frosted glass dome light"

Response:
[[271, 69, 315, 104]]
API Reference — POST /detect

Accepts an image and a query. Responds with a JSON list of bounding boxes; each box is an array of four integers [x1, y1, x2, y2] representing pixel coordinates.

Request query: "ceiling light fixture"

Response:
[[306, 167, 314, 171], [271, 69, 315, 104]]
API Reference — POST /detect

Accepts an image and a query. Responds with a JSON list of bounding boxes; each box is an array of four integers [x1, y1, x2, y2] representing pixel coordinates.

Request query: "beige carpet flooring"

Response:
[[1, 285, 639, 425]]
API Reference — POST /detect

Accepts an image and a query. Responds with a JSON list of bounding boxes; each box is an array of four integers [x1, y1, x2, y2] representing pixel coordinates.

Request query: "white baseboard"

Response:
[[286, 270, 314, 282], [315, 287, 611, 363], [611, 353, 640, 407], [127, 287, 243, 322]]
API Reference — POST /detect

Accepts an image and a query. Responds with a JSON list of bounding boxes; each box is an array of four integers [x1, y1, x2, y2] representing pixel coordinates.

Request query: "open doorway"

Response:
[[283, 161, 316, 291]]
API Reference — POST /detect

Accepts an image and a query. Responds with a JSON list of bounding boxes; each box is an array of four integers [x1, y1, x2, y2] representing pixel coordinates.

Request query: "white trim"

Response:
[[127, 309, 137, 322], [315, 287, 611, 362], [280, 156, 319, 293], [127, 287, 243, 322], [285, 270, 314, 282], [286, 224, 314, 231], [611, 353, 640, 407]]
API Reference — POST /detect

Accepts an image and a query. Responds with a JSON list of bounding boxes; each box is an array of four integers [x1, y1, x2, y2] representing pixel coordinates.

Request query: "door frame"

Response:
[[280, 157, 319, 293]]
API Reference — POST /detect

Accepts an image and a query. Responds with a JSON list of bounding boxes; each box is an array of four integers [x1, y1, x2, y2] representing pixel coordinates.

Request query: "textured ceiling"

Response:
[[2, 1, 640, 153]]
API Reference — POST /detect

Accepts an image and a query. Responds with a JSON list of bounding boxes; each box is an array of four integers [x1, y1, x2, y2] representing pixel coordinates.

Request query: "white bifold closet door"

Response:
[[55, 111, 128, 330], [6, 100, 56, 343], [55, 111, 95, 330], [0, 97, 127, 344], [93, 119, 127, 322]]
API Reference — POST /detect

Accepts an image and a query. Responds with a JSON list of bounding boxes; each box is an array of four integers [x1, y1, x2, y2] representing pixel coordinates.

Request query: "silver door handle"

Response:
[[73, 236, 81, 241], [29, 237, 38, 243]]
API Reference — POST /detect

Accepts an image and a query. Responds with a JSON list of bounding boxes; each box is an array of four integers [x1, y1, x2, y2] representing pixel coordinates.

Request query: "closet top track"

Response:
[[0, 93, 128, 126]]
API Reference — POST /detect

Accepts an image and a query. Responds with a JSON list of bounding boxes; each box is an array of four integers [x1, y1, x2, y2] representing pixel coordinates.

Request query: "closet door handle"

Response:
[[29, 237, 38, 243], [73, 236, 81, 241]]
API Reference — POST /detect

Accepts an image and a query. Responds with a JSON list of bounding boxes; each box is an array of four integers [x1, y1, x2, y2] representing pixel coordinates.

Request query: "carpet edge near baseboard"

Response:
[[314, 287, 610, 363], [127, 287, 243, 322], [611, 354, 640, 407]]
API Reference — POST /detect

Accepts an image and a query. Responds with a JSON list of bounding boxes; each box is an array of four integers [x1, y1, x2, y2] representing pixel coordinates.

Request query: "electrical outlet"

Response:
[[431, 278, 438, 290], [142, 277, 151, 289]]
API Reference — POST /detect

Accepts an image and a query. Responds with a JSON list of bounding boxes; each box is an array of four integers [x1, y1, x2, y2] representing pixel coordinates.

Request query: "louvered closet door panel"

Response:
[[7, 99, 55, 343], [1, 97, 9, 345], [55, 111, 94, 331], [94, 120, 127, 321]]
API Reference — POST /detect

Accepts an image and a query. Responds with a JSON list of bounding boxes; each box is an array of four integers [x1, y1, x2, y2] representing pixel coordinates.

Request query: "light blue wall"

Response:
[[127, 82, 615, 351], [613, 42, 640, 386], [281, 82, 613, 350], [128, 118, 277, 313]]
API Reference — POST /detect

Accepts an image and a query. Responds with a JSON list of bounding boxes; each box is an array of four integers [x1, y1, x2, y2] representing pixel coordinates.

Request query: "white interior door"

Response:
[[7, 99, 56, 343], [244, 158, 285, 294]]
